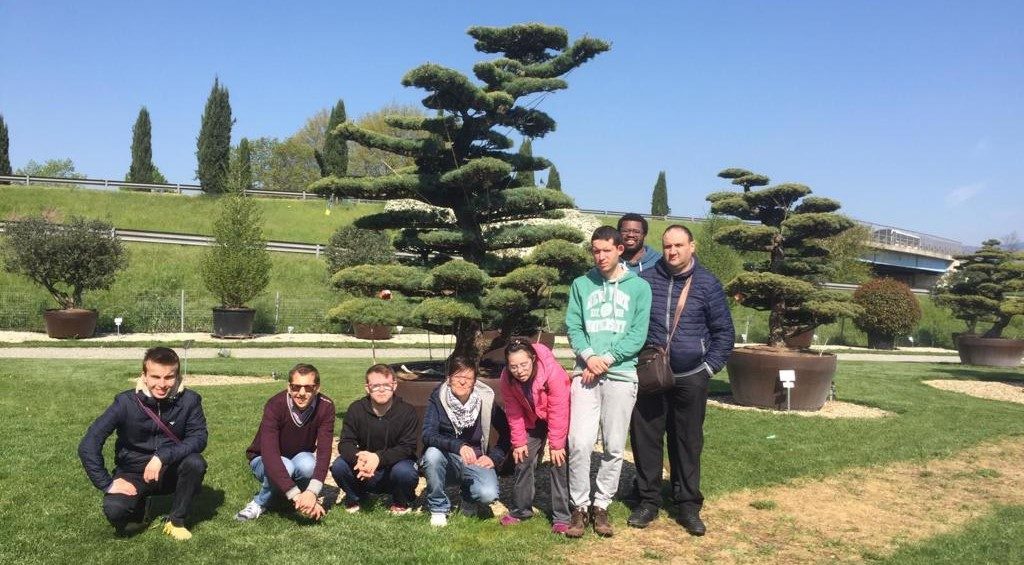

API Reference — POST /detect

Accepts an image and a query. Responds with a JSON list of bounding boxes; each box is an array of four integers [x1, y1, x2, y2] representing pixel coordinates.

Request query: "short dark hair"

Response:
[[664, 224, 695, 243], [365, 363, 395, 382], [617, 213, 648, 234], [447, 356, 478, 379], [591, 225, 623, 246], [142, 347, 179, 375], [289, 363, 320, 385], [504, 337, 538, 363]]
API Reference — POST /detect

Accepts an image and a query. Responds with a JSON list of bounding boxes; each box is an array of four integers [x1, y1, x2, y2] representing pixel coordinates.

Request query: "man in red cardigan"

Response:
[[235, 363, 336, 521]]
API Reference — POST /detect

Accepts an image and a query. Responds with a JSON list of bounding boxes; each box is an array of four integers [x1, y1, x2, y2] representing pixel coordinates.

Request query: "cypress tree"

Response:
[[547, 164, 561, 191], [196, 78, 233, 193], [235, 137, 253, 192], [651, 170, 669, 215], [0, 114, 11, 182], [321, 99, 348, 177], [127, 107, 156, 184], [513, 138, 536, 187]]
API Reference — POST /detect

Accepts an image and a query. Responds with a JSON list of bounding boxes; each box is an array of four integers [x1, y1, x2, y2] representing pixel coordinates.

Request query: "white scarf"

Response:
[[442, 383, 481, 435]]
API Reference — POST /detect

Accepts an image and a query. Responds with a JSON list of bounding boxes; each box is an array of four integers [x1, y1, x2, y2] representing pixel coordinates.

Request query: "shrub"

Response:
[[324, 225, 394, 275], [935, 239, 1024, 338], [853, 278, 922, 349], [2, 216, 126, 309], [200, 195, 271, 308]]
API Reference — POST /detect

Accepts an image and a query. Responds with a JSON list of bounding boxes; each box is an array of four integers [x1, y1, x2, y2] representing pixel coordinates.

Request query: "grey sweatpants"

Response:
[[568, 376, 638, 510]]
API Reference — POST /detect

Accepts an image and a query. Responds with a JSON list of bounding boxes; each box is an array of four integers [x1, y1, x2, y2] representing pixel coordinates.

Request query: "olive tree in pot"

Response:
[[935, 239, 1024, 367], [708, 168, 862, 410], [853, 278, 922, 350], [201, 194, 271, 338], [2, 216, 126, 338]]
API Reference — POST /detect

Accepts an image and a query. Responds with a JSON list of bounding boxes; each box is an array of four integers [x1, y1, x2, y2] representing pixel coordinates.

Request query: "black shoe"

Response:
[[627, 505, 658, 528], [676, 507, 706, 536]]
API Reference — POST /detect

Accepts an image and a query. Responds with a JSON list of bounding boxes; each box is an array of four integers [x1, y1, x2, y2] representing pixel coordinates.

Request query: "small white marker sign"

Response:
[[782, 381, 795, 389], [778, 369, 796, 383]]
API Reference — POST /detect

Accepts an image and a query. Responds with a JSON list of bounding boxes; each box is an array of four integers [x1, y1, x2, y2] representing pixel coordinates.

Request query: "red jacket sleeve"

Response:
[[499, 370, 530, 449], [537, 344, 571, 450]]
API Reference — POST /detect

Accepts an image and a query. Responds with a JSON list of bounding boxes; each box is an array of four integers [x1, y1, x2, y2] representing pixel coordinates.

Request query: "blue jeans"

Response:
[[249, 452, 316, 507], [420, 446, 499, 513], [330, 458, 419, 506]]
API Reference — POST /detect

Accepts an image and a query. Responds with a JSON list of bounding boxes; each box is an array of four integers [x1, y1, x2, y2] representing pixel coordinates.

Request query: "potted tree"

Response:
[[853, 278, 922, 350], [325, 225, 398, 339], [3, 215, 126, 338], [200, 194, 271, 338], [935, 239, 1024, 367], [708, 168, 862, 410]]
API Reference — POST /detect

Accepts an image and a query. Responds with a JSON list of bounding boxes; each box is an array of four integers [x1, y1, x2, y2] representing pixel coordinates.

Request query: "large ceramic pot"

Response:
[[956, 335, 1024, 367], [353, 324, 393, 340], [212, 307, 256, 338], [43, 308, 98, 339], [727, 346, 838, 411]]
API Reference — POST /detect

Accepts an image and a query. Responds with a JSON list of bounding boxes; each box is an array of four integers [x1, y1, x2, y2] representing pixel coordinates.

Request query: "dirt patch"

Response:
[[178, 374, 275, 386], [924, 379, 1024, 405], [708, 396, 893, 419], [564, 437, 1024, 564]]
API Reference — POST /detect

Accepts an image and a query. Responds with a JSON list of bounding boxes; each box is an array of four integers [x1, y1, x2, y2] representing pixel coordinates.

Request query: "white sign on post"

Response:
[[779, 370, 796, 383]]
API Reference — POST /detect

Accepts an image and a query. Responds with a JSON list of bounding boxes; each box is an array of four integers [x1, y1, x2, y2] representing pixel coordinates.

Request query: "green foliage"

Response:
[[935, 239, 1024, 338], [527, 239, 589, 282], [324, 225, 394, 274], [546, 163, 561, 190], [15, 158, 84, 179], [0, 113, 10, 178], [2, 216, 126, 309], [266, 138, 320, 191], [694, 215, 745, 285], [710, 168, 861, 347], [200, 195, 271, 307], [311, 23, 608, 356], [331, 264, 425, 296], [126, 107, 157, 184], [650, 170, 669, 216], [820, 223, 872, 284], [321, 98, 349, 177], [196, 77, 233, 194], [854, 278, 922, 348], [233, 137, 253, 192], [327, 296, 410, 326]]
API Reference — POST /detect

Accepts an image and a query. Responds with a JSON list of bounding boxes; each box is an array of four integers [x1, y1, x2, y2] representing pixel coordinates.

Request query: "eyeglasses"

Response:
[[508, 361, 533, 373], [288, 384, 318, 393], [367, 383, 395, 391]]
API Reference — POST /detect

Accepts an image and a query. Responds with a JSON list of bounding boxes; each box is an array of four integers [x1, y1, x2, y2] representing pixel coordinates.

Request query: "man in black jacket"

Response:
[[628, 225, 734, 535], [331, 364, 419, 515], [78, 347, 208, 540]]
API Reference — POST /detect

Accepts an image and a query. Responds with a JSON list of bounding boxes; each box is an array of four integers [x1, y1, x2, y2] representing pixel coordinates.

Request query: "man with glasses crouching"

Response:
[[331, 364, 420, 515], [236, 363, 336, 522]]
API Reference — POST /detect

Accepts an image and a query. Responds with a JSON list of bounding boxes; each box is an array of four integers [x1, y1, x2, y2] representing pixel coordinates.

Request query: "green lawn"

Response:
[[0, 184, 382, 243], [875, 505, 1024, 564], [0, 358, 1022, 563]]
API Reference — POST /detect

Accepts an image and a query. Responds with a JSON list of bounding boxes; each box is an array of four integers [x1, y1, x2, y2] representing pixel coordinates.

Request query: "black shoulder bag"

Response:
[[636, 276, 692, 395]]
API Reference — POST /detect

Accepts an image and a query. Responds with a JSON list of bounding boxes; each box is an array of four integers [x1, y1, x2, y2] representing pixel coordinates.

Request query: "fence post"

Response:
[[302, 191, 307, 200], [274, 291, 281, 332], [315, 244, 320, 258], [180, 289, 185, 332]]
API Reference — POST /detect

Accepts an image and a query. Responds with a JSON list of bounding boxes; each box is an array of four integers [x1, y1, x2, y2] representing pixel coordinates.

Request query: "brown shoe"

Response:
[[591, 506, 613, 537], [565, 508, 588, 538]]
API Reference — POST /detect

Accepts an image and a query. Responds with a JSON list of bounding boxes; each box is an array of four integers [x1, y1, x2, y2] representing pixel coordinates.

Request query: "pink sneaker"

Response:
[[499, 514, 522, 526], [551, 522, 570, 535]]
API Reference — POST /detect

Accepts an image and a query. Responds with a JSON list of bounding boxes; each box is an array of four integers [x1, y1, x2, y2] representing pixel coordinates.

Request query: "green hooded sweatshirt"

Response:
[[565, 264, 652, 382]]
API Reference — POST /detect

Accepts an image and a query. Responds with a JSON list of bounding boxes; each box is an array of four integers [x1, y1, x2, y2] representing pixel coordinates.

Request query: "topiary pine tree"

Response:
[[936, 239, 1024, 338], [196, 78, 233, 193], [313, 23, 608, 358], [546, 163, 561, 190], [0, 113, 11, 183], [650, 170, 669, 216], [513, 138, 535, 187], [234, 137, 253, 192], [127, 107, 157, 184], [708, 168, 862, 348], [316, 98, 348, 177]]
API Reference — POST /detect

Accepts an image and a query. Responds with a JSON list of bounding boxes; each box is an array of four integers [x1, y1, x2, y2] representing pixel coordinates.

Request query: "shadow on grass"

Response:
[[931, 366, 1024, 383], [148, 485, 226, 527]]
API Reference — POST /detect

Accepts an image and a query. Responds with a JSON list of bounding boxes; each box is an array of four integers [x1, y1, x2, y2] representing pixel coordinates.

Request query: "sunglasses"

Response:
[[288, 384, 318, 393]]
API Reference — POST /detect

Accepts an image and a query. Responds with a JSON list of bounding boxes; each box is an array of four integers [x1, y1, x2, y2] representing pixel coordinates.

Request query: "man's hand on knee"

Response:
[[293, 490, 317, 514], [107, 477, 137, 496]]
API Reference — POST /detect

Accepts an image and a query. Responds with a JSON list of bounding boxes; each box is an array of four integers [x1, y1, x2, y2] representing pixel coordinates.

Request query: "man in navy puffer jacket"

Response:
[[628, 225, 734, 536]]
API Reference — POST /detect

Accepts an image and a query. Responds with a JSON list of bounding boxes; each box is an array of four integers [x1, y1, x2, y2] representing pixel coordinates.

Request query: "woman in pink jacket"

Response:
[[498, 338, 572, 534]]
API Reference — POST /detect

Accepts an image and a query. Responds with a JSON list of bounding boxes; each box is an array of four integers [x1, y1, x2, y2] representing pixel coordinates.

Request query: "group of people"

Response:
[[77, 214, 734, 542]]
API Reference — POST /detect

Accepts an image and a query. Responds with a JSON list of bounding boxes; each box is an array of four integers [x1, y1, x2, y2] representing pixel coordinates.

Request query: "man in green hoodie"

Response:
[[564, 226, 652, 538]]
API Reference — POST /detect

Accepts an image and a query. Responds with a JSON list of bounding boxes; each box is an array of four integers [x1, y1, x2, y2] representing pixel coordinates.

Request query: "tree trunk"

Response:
[[450, 319, 481, 361], [983, 315, 1011, 339]]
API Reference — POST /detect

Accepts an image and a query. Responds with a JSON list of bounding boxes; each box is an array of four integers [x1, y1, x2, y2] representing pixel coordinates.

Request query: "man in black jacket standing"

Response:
[[331, 364, 419, 515], [78, 347, 208, 540], [628, 225, 734, 535]]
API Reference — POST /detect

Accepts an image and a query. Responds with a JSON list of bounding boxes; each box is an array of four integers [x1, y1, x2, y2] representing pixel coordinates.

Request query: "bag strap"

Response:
[[665, 276, 693, 353], [135, 395, 182, 445]]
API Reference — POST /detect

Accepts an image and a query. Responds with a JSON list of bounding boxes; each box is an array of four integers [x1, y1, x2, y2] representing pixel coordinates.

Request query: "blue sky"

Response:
[[2, 1, 1021, 246]]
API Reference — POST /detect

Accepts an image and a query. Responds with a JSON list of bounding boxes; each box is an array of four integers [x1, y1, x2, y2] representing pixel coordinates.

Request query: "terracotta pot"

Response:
[[43, 308, 98, 339], [784, 329, 815, 349], [353, 323, 392, 340], [212, 307, 255, 339], [727, 346, 838, 411], [956, 335, 1024, 367]]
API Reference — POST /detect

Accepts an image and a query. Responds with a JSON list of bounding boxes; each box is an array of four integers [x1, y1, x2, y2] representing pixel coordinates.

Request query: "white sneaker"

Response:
[[429, 512, 448, 527], [235, 501, 264, 522]]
